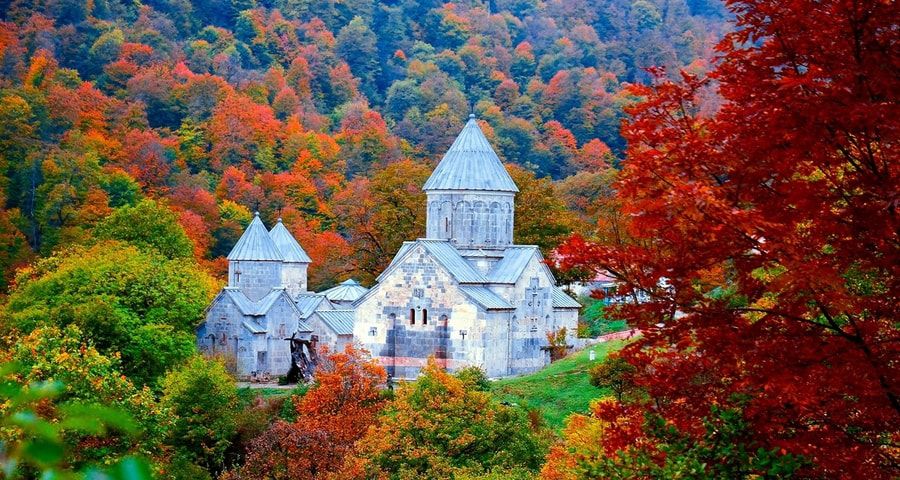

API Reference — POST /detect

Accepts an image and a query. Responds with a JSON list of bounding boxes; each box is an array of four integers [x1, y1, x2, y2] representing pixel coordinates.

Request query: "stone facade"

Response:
[[426, 191, 515, 248], [198, 289, 304, 375], [352, 115, 580, 379], [228, 260, 282, 301]]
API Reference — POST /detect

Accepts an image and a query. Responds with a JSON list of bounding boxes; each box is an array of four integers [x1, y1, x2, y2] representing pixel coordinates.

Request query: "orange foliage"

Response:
[[225, 345, 385, 480]]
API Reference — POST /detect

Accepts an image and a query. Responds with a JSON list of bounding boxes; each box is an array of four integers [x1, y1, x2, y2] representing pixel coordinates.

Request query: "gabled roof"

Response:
[[420, 240, 486, 283], [552, 287, 582, 309], [422, 115, 518, 193], [487, 246, 543, 284], [458, 286, 514, 310], [316, 310, 354, 335], [268, 219, 312, 263], [217, 287, 313, 332], [242, 319, 266, 334], [375, 240, 486, 285], [294, 293, 331, 319], [224, 288, 288, 316], [227, 213, 283, 261], [321, 279, 369, 303]]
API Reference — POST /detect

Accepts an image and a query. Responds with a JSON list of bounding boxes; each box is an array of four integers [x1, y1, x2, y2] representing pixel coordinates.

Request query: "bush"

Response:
[[588, 355, 638, 402], [455, 365, 491, 391], [160, 356, 240, 476]]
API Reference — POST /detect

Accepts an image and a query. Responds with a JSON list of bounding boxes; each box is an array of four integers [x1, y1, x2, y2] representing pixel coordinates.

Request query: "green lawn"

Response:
[[491, 340, 628, 430]]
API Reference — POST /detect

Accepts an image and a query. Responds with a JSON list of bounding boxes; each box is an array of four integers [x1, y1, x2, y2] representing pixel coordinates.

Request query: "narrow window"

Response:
[[410, 308, 416, 325], [422, 309, 428, 325], [369, 327, 377, 336]]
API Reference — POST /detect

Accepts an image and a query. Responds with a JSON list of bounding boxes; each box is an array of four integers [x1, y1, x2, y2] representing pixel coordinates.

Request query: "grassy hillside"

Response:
[[491, 340, 628, 430]]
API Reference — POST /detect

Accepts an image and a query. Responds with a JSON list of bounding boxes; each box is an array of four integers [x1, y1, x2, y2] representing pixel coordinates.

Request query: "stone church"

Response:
[[352, 114, 580, 379], [197, 114, 580, 379]]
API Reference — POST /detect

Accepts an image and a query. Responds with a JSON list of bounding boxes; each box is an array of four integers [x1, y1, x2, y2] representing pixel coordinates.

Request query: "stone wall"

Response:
[[281, 262, 308, 298], [354, 244, 497, 379], [198, 292, 303, 378], [426, 190, 515, 249], [260, 295, 304, 375], [228, 260, 282, 301], [490, 253, 558, 375]]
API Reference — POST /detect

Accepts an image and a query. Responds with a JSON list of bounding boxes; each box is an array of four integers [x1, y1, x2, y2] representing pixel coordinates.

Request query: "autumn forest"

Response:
[[0, 0, 897, 478]]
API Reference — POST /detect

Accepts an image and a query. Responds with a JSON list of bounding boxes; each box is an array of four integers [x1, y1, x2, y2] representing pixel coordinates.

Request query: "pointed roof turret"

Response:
[[227, 212, 284, 261], [268, 218, 312, 263], [423, 114, 519, 193]]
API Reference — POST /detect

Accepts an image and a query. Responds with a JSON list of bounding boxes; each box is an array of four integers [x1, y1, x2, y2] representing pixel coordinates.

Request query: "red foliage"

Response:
[[117, 129, 173, 191], [557, 0, 900, 477], [227, 345, 386, 480]]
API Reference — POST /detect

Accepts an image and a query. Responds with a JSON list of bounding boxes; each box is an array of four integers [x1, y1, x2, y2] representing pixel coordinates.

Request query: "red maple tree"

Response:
[[225, 345, 386, 480], [557, 0, 899, 477]]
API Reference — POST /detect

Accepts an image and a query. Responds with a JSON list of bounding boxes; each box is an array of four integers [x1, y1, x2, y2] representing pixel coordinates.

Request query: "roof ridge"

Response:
[[227, 213, 284, 261]]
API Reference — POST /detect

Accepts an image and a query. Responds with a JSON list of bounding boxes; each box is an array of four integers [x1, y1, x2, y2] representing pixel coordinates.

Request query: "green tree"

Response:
[[2, 325, 168, 468], [0, 361, 153, 480], [335, 16, 380, 100], [345, 359, 548, 479], [95, 199, 195, 259], [3, 241, 216, 386], [159, 356, 240, 476], [588, 355, 638, 402]]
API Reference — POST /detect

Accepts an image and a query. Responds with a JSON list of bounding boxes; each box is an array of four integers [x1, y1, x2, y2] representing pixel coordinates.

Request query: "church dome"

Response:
[[269, 218, 312, 263], [422, 114, 519, 193]]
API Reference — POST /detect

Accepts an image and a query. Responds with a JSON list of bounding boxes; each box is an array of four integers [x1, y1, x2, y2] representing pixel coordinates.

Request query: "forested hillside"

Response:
[[0, 0, 729, 289]]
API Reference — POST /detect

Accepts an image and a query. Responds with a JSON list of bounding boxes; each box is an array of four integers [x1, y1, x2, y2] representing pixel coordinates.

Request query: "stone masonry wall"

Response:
[[228, 260, 282, 301], [426, 190, 515, 249], [354, 244, 497, 379], [280, 263, 308, 298]]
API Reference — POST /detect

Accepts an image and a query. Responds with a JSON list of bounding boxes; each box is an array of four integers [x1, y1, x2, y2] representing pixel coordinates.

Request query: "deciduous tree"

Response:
[[556, 0, 900, 476], [225, 345, 386, 480]]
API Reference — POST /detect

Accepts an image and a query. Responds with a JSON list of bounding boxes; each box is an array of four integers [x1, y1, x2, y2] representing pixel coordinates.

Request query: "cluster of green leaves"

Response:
[[2, 235, 215, 386], [0, 362, 152, 480], [159, 356, 241, 477]]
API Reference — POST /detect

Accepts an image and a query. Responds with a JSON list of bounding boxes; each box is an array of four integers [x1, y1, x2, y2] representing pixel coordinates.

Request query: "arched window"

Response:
[[422, 309, 428, 325], [207, 334, 216, 352], [388, 313, 396, 324], [410, 309, 415, 325], [440, 201, 453, 239], [439, 314, 449, 326]]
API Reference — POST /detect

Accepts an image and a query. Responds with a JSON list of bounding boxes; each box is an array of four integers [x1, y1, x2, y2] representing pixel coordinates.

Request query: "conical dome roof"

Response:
[[268, 218, 312, 263], [227, 213, 284, 261], [321, 279, 369, 303], [423, 114, 519, 193]]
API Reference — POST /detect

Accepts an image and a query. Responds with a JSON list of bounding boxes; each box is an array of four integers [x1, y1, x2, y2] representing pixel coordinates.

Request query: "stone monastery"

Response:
[[197, 115, 580, 380]]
